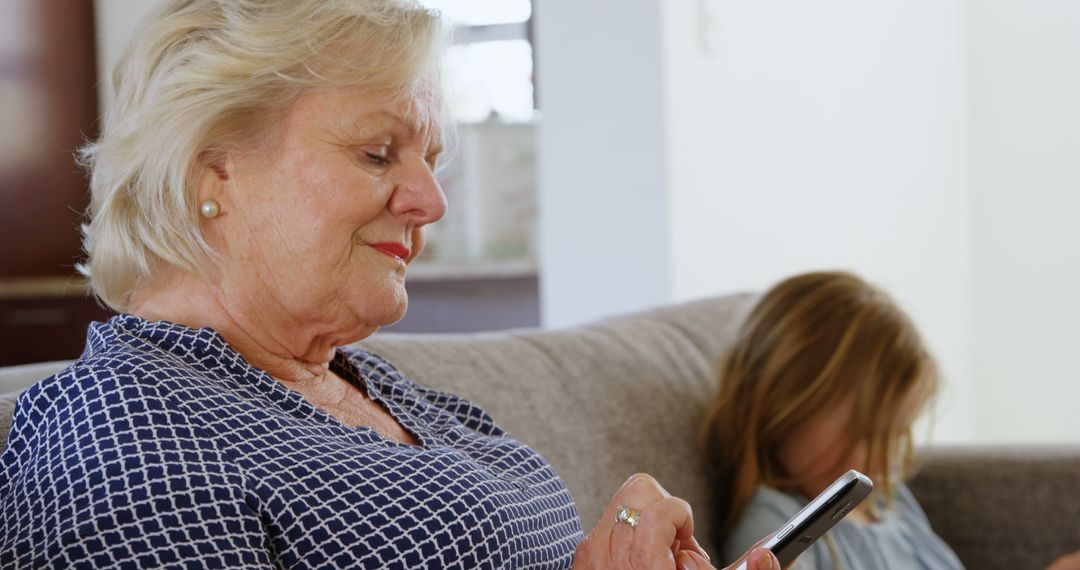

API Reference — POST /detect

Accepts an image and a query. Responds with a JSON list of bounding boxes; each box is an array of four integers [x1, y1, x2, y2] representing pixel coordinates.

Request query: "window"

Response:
[[421, 0, 536, 122], [413, 0, 539, 269]]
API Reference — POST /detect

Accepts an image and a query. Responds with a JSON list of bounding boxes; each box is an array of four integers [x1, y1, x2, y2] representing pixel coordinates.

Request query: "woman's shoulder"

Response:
[[30, 336, 209, 405], [0, 360, 264, 567], [6, 356, 203, 456], [24, 353, 176, 412], [3, 326, 241, 466]]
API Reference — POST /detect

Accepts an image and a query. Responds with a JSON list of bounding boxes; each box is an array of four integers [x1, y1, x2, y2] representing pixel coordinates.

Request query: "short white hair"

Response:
[[79, 0, 445, 311]]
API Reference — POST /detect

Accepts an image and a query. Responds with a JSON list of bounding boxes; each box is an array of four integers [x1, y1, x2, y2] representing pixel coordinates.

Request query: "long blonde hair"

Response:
[[702, 271, 939, 541]]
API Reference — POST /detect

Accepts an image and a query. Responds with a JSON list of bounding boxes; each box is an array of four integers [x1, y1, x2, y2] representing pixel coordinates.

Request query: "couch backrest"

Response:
[[360, 294, 755, 544], [0, 294, 756, 556]]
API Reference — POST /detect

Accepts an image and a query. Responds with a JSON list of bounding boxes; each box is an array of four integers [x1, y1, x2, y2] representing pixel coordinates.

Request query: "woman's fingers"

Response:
[[576, 473, 713, 569], [1046, 549, 1080, 570], [724, 546, 780, 570], [603, 474, 669, 564], [747, 548, 781, 570], [614, 475, 695, 566], [626, 496, 695, 566], [683, 534, 713, 564], [676, 549, 717, 570], [577, 472, 760, 570]]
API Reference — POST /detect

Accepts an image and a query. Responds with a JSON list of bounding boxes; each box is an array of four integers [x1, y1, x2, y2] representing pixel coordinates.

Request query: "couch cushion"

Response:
[[0, 390, 22, 453], [0, 360, 72, 394], [910, 445, 1080, 569]]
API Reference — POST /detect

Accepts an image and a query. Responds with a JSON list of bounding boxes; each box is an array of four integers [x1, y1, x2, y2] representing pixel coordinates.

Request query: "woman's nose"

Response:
[[389, 158, 448, 226]]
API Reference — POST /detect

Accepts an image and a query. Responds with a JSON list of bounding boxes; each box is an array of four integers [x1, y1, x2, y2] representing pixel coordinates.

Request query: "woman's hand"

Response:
[[1047, 549, 1080, 570], [573, 473, 780, 570]]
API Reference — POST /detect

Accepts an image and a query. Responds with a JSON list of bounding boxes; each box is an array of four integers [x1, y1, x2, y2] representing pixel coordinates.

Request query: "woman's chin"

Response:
[[389, 297, 409, 325], [366, 288, 409, 328]]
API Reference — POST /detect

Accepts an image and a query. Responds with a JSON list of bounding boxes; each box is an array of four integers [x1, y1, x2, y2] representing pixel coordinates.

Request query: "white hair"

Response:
[[78, 0, 445, 311]]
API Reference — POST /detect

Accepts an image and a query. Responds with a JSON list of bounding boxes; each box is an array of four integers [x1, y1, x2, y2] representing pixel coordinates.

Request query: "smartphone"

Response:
[[736, 469, 874, 569]]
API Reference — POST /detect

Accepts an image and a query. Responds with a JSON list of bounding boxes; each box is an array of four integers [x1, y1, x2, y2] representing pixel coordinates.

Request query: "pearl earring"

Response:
[[199, 200, 220, 218]]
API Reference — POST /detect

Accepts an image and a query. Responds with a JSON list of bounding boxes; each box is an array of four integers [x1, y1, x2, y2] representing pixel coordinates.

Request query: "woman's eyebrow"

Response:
[[344, 112, 400, 137], [351, 111, 444, 154], [352, 111, 425, 137]]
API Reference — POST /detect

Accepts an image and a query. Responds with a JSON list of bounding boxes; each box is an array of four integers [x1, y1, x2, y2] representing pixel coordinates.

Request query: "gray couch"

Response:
[[1, 294, 1077, 568]]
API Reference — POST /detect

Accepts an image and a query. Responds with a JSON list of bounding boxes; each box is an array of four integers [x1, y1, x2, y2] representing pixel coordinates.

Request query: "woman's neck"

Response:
[[127, 270, 354, 384]]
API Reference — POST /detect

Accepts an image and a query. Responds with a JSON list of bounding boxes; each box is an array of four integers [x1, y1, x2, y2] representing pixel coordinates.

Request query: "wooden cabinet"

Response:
[[0, 2, 105, 366], [0, 281, 114, 366]]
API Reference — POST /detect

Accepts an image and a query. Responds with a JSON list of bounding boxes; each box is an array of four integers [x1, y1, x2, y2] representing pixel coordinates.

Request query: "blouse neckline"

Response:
[[94, 314, 436, 448]]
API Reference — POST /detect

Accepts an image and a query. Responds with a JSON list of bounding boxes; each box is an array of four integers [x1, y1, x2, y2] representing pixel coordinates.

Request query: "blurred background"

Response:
[[0, 0, 1077, 446]]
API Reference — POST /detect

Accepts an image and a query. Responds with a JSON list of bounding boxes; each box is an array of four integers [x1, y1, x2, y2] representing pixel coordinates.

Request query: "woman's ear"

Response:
[[200, 149, 231, 181], [195, 149, 232, 209]]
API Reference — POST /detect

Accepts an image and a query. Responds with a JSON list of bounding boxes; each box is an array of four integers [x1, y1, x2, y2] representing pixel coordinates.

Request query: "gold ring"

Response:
[[614, 505, 641, 528]]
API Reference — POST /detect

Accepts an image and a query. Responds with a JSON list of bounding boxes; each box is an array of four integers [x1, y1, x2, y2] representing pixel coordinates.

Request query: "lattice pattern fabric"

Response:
[[0, 315, 584, 568]]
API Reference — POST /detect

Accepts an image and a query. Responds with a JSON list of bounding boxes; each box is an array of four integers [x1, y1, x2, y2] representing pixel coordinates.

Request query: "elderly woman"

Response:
[[0, 1, 778, 569]]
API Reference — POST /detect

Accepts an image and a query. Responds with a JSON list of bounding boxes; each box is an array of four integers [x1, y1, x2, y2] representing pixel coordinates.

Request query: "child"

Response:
[[701, 271, 1080, 569], [701, 271, 960, 569]]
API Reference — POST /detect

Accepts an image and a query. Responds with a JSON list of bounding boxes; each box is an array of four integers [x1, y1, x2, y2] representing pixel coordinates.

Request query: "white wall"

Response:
[[538, 1, 976, 442], [535, 1, 671, 328], [662, 2, 974, 441], [969, 0, 1080, 443]]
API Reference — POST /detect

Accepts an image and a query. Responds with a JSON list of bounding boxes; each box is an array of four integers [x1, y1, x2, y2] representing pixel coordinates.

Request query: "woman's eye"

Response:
[[361, 146, 390, 165]]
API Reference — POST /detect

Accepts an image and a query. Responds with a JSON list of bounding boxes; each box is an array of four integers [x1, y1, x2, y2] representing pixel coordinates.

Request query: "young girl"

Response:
[[701, 271, 959, 569], [701, 271, 1080, 569]]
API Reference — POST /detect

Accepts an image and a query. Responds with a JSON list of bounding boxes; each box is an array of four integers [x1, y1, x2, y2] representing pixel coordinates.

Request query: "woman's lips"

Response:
[[370, 242, 410, 261]]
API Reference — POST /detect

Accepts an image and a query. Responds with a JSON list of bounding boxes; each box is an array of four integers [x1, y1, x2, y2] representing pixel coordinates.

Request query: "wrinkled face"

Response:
[[203, 87, 446, 345]]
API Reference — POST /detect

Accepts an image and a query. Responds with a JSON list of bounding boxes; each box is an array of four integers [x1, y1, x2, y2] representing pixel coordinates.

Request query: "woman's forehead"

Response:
[[333, 87, 443, 140]]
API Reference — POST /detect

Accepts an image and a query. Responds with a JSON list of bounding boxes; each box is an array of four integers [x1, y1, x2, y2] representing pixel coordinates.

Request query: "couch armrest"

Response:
[[909, 445, 1080, 570]]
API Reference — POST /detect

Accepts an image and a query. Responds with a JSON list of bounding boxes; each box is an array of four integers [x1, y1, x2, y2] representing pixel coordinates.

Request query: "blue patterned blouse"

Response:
[[0, 315, 584, 568]]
